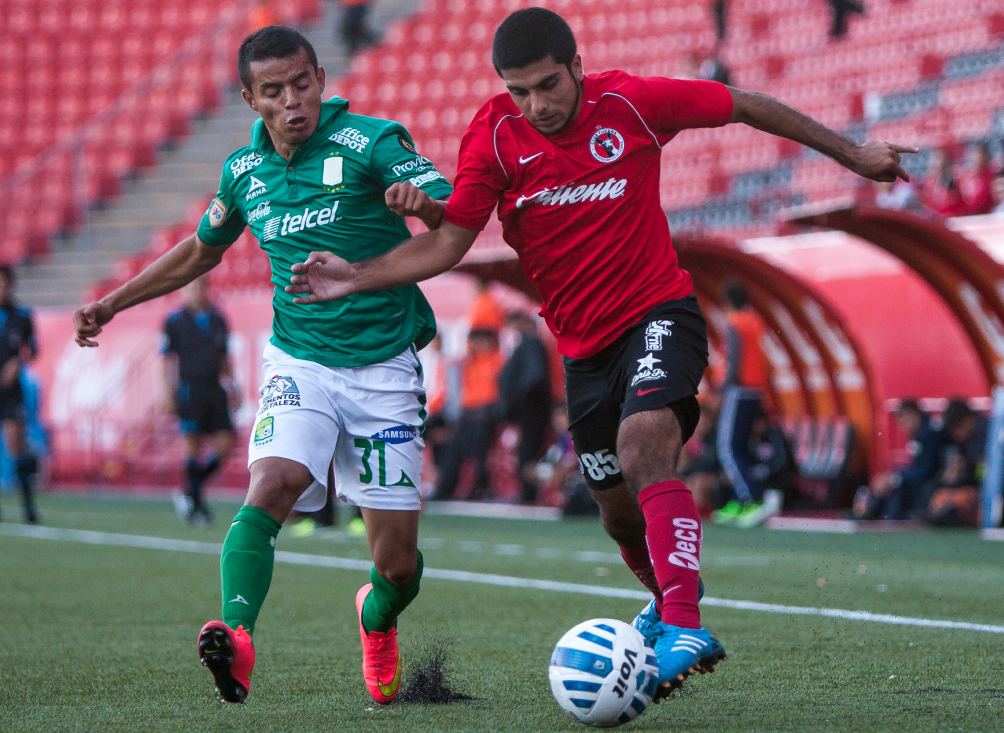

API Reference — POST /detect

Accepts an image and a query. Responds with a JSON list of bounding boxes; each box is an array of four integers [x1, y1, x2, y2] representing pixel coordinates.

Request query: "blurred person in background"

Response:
[[924, 399, 985, 527], [959, 142, 995, 215], [499, 310, 553, 505], [992, 170, 1004, 214], [162, 276, 237, 526], [828, 0, 865, 39], [286, 7, 917, 694], [73, 26, 453, 706], [678, 400, 721, 517], [714, 281, 774, 526], [874, 178, 923, 212], [0, 265, 39, 524], [922, 147, 966, 217], [731, 408, 795, 528], [431, 328, 503, 500], [340, 0, 377, 56], [851, 398, 942, 521], [712, 0, 727, 42], [248, 0, 280, 33]]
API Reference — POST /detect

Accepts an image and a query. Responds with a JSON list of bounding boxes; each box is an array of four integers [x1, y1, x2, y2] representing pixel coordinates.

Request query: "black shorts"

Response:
[[177, 381, 234, 435], [0, 386, 25, 422], [564, 296, 709, 490]]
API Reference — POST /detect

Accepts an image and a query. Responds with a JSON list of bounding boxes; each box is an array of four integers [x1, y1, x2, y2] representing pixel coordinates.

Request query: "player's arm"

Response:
[[286, 221, 479, 304], [385, 183, 447, 230], [73, 234, 228, 347], [727, 87, 916, 182]]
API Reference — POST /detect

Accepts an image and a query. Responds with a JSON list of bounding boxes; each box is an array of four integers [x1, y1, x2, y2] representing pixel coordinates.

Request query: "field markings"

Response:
[[3, 523, 1004, 635]]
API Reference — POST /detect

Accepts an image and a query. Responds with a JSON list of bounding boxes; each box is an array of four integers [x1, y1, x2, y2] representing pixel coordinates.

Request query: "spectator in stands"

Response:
[[431, 328, 504, 500], [922, 147, 966, 217], [993, 170, 1004, 214], [698, 47, 732, 87], [499, 310, 553, 504], [715, 281, 774, 526], [0, 265, 40, 524], [162, 276, 237, 526], [468, 279, 505, 333], [538, 403, 595, 516], [340, 0, 378, 56], [924, 399, 985, 527], [851, 398, 941, 521], [418, 333, 454, 496], [827, 0, 865, 39], [248, 0, 280, 33], [959, 142, 996, 215], [711, 0, 727, 42], [874, 179, 924, 212]]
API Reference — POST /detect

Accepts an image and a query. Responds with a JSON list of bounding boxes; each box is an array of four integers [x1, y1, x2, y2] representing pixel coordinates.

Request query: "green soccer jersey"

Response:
[[197, 97, 453, 367]]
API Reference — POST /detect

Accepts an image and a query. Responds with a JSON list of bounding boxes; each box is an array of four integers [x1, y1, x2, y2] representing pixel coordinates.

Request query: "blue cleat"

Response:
[[631, 577, 705, 645], [651, 624, 726, 699]]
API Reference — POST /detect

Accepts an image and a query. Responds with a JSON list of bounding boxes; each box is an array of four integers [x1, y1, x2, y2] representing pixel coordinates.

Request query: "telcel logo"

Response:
[[262, 202, 340, 241]]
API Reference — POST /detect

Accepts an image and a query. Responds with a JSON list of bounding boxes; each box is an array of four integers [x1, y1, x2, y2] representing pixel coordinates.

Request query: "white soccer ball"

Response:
[[548, 618, 661, 727]]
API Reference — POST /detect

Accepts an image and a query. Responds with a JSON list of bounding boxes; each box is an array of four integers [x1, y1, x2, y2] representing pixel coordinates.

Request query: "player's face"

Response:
[[501, 54, 584, 135], [242, 48, 326, 156]]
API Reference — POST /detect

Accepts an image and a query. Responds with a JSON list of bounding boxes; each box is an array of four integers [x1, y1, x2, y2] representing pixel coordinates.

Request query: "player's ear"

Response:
[[242, 88, 257, 112], [570, 54, 583, 82], [317, 66, 326, 94]]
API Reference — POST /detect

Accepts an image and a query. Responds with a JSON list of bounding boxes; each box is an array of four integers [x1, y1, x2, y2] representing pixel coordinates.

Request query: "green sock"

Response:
[[221, 505, 281, 636], [362, 550, 424, 633]]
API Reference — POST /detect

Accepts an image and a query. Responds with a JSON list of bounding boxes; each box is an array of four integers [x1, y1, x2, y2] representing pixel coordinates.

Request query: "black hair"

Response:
[[492, 7, 577, 74], [896, 398, 922, 417], [238, 25, 319, 91], [941, 398, 973, 433], [723, 280, 748, 310], [0, 264, 13, 285]]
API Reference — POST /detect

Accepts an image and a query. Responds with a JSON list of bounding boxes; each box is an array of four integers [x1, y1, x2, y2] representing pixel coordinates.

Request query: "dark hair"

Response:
[[941, 398, 973, 433], [0, 264, 13, 285], [896, 398, 922, 417], [723, 280, 748, 310], [238, 25, 318, 91], [492, 7, 577, 74]]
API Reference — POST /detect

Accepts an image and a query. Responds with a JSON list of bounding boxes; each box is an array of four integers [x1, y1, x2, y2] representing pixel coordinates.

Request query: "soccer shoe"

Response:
[[651, 624, 726, 699], [173, 491, 194, 523], [712, 500, 743, 526], [355, 583, 402, 704], [197, 620, 255, 703], [632, 578, 705, 644]]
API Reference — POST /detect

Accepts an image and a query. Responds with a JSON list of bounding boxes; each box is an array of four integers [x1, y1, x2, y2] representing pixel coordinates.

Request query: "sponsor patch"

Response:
[[328, 127, 370, 153], [644, 320, 673, 351], [397, 135, 416, 153], [247, 200, 272, 223], [230, 152, 263, 177], [372, 425, 418, 444], [259, 375, 301, 411], [207, 198, 227, 228], [253, 416, 274, 443], [391, 155, 432, 178], [245, 176, 267, 201]]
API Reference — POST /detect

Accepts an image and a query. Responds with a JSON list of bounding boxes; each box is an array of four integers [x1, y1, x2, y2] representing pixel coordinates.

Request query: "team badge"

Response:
[[207, 198, 227, 228], [397, 135, 416, 153], [589, 127, 625, 163], [253, 416, 274, 443], [322, 156, 344, 187]]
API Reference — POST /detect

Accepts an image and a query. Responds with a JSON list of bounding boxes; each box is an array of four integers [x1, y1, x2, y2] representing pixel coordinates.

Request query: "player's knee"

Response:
[[374, 554, 418, 586]]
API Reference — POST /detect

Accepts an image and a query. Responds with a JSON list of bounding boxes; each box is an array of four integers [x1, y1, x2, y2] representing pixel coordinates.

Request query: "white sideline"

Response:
[[3, 523, 1004, 635]]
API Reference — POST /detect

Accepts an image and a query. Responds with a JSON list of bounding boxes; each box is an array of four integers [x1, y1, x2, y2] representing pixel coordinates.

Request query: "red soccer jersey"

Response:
[[444, 70, 734, 358]]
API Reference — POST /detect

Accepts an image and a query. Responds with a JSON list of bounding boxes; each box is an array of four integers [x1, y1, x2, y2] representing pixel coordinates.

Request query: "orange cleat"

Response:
[[197, 620, 255, 703], [355, 583, 402, 704]]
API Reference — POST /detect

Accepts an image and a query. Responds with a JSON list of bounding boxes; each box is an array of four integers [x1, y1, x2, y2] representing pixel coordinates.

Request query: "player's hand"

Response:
[[385, 182, 435, 218], [286, 252, 357, 304], [73, 301, 115, 347], [850, 142, 918, 183]]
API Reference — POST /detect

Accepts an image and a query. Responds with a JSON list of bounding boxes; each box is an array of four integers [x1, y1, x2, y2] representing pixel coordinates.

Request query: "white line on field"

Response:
[[3, 523, 1003, 635]]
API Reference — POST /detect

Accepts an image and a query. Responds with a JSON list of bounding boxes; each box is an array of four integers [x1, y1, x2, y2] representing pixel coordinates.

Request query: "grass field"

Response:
[[2, 493, 1003, 732]]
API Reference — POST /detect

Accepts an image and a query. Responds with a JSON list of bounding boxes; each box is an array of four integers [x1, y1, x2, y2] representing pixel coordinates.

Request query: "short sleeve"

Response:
[[371, 126, 453, 200], [627, 77, 733, 144], [196, 161, 247, 247], [443, 112, 507, 232]]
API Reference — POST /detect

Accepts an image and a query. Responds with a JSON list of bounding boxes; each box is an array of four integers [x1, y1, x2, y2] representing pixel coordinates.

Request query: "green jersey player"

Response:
[[72, 26, 452, 706]]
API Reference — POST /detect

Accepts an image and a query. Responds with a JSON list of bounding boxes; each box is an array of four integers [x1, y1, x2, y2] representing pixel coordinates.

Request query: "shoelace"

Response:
[[367, 630, 398, 666]]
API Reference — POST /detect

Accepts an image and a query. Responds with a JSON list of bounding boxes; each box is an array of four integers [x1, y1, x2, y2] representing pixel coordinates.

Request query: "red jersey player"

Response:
[[286, 7, 915, 697]]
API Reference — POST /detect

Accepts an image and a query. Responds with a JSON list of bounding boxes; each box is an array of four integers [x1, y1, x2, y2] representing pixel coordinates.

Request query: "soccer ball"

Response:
[[548, 618, 661, 727]]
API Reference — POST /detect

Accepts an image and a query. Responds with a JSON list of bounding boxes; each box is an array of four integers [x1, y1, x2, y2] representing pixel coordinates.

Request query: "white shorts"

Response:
[[248, 343, 426, 511]]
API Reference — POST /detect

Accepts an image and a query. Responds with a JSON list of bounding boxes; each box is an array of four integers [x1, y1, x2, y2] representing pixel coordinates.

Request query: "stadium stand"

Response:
[[0, 0, 321, 265]]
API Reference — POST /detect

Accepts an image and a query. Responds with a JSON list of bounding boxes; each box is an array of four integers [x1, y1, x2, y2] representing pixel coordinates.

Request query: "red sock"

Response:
[[638, 480, 702, 629], [619, 542, 660, 603]]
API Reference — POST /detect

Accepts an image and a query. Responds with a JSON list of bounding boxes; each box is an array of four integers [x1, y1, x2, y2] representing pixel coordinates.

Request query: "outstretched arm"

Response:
[[728, 87, 916, 182], [286, 220, 479, 304], [73, 234, 227, 347]]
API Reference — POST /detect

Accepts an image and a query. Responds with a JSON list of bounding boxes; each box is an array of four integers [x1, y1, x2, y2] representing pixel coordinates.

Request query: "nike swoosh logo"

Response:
[[519, 152, 543, 164], [636, 387, 665, 397], [377, 659, 402, 698]]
